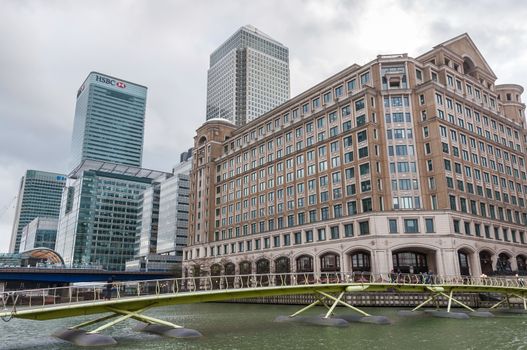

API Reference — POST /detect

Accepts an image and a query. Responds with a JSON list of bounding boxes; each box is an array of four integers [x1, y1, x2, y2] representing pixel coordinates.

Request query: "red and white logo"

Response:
[[116, 81, 126, 88]]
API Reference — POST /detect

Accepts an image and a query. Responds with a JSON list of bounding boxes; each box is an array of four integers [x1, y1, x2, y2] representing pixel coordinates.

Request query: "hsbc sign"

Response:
[[95, 75, 126, 89]]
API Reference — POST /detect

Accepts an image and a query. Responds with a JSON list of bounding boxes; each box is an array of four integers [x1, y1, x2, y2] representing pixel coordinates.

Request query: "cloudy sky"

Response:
[[1, 0, 527, 253]]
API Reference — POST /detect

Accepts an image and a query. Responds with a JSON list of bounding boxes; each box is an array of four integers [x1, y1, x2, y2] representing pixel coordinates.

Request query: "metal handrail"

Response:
[[0, 272, 525, 314]]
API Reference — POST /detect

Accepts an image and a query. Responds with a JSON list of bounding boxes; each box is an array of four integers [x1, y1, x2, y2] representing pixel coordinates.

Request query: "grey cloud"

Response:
[[1, 0, 527, 252]]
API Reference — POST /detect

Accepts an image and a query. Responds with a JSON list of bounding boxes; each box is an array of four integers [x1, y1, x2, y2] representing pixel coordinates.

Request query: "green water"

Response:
[[1, 303, 526, 350]]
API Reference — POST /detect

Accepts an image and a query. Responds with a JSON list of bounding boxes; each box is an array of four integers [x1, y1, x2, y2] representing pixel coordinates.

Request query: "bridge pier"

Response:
[[398, 287, 494, 319], [489, 292, 527, 314], [53, 305, 202, 346], [275, 288, 390, 326]]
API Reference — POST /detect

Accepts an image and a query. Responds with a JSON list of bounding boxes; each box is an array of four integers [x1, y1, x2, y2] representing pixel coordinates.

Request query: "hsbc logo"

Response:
[[95, 75, 126, 89]]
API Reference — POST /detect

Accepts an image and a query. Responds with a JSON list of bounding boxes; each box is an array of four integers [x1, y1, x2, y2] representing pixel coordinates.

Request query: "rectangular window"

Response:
[[318, 228, 326, 241], [389, 219, 398, 233], [305, 230, 313, 243], [360, 71, 370, 85], [294, 232, 302, 245], [284, 234, 291, 246], [404, 219, 419, 233], [344, 223, 354, 237], [359, 220, 369, 235], [330, 226, 339, 239], [425, 218, 434, 233]]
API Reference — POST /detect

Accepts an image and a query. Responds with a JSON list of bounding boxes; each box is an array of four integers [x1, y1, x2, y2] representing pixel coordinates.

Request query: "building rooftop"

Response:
[[69, 159, 169, 180]]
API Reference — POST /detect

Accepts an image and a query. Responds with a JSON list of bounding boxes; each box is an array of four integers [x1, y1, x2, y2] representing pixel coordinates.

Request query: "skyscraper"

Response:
[[9, 170, 66, 253], [55, 160, 169, 271], [69, 72, 147, 169], [206, 25, 290, 126]]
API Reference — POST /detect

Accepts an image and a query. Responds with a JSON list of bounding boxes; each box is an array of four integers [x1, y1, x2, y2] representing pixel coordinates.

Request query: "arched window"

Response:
[[320, 253, 340, 272], [256, 259, 270, 274], [479, 251, 493, 275], [239, 261, 252, 275], [458, 251, 470, 276], [274, 257, 291, 286], [517, 255, 527, 273], [496, 253, 512, 274], [296, 255, 313, 273], [350, 251, 371, 272], [223, 262, 236, 288], [392, 251, 428, 273], [210, 264, 222, 289], [274, 257, 291, 274], [210, 264, 222, 276], [224, 262, 235, 275]]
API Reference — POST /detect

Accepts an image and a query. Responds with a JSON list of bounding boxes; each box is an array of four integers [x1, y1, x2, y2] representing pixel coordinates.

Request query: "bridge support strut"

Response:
[[511, 293, 527, 310], [491, 293, 527, 311], [439, 291, 475, 313], [411, 293, 439, 312], [316, 290, 371, 317], [287, 290, 372, 319], [54, 305, 201, 346]]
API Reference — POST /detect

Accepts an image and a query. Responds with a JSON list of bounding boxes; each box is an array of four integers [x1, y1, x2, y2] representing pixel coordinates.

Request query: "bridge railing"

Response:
[[1, 272, 525, 314]]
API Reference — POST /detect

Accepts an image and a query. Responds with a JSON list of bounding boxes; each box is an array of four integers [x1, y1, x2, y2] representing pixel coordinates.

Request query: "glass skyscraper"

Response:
[[206, 25, 290, 126], [55, 160, 168, 271], [9, 170, 66, 253], [69, 72, 147, 169]]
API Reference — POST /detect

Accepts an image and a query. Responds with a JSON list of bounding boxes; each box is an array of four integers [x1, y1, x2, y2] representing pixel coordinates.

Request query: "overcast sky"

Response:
[[1, 0, 527, 253]]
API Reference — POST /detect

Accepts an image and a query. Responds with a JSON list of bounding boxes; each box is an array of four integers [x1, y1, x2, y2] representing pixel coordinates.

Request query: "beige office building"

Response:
[[184, 34, 527, 279]]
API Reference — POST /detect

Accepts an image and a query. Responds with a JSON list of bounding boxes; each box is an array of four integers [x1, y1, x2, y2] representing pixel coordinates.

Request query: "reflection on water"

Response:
[[1, 303, 526, 350]]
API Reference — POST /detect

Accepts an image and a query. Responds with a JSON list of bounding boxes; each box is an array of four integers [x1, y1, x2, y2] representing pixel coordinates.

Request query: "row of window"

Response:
[[222, 100, 369, 165], [432, 91, 523, 153], [223, 70, 371, 155], [206, 220, 371, 258], [216, 198, 373, 239], [448, 193, 527, 225], [388, 218, 434, 234], [439, 124, 524, 170], [452, 218, 526, 244]]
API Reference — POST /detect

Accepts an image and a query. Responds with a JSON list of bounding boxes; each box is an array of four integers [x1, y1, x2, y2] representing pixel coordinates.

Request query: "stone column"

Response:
[[342, 251, 350, 273], [374, 249, 390, 274], [471, 252, 481, 277], [439, 249, 457, 275], [510, 254, 518, 272]]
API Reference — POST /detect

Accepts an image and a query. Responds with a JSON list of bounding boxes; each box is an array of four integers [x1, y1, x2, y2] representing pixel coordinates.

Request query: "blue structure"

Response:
[[0, 248, 172, 286], [0, 268, 173, 283], [69, 72, 147, 169]]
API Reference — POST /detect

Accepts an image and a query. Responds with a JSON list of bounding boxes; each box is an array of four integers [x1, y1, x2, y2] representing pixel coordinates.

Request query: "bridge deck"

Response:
[[2, 272, 525, 321]]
